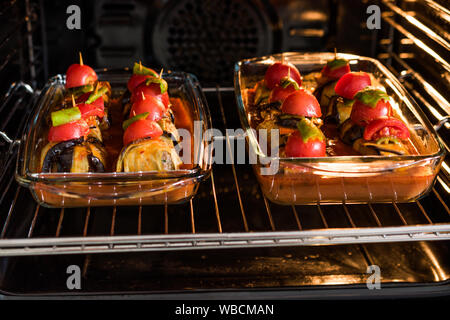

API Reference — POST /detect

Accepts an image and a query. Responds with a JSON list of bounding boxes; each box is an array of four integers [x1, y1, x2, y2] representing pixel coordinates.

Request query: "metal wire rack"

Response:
[[0, 82, 449, 256]]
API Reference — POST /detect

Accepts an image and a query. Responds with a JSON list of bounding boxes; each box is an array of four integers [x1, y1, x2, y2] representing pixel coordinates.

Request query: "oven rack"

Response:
[[0, 84, 449, 256]]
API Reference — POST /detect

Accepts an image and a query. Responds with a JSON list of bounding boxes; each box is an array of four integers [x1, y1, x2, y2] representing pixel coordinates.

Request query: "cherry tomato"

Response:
[[350, 89, 391, 127], [364, 118, 410, 141], [78, 103, 105, 119], [285, 131, 326, 157], [123, 119, 163, 146], [48, 120, 90, 142], [129, 96, 166, 121], [264, 62, 302, 89], [127, 74, 152, 92], [269, 84, 301, 103], [132, 82, 170, 109], [334, 72, 371, 99], [281, 90, 322, 117], [65, 64, 98, 89], [321, 58, 350, 80], [76, 92, 104, 109]]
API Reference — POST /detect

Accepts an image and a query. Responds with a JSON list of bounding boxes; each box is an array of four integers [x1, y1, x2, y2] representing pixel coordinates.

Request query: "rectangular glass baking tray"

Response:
[[15, 69, 212, 208], [234, 52, 446, 205]]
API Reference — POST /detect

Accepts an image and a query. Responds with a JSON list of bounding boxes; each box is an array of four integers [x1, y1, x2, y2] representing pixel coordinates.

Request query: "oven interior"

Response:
[[0, 0, 449, 298]]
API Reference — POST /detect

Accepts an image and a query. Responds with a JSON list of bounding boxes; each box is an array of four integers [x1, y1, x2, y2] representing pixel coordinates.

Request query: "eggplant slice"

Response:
[[116, 136, 182, 172], [353, 138, 409, 156], [40, 137, 107, 173]]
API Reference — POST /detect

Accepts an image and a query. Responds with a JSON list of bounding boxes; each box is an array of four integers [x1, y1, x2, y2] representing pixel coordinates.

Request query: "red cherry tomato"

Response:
[[123, 119, 163, 146], [129, 96, 166, 121], [48, 120, 90, 142], [264, 62, 302, 89], [334, 72, 371, 99], [132, 82, 170, 109], [269, 85, 301, 103], [78, 103, 105, 119], [364, 118, 410, 141], [127, 74, 152, 92], [350, 91, 392, 127], [281, 90, 322, 117], [321, 60, 350, 80], [76, 92, 104, 109], [65, 64, 98, 89], [285, 131, 326, 157]]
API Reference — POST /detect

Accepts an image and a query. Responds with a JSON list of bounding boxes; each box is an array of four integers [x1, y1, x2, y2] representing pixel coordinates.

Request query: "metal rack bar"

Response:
[[415, 200, 433, 225], [0, 187, 21, 239], [83, 207, 91, 237], [381, 14, 450, 73], [317, 204, 329, 228], [27, 204, 40, 238], [55, 208, 64, 237], [190, 200, 195, 234], [382, 0, 450, 51], [262, 196, 276, 231], [216, 86, 249, 232], [209, 170, 223, 233], [291, 206, 302, 230], [432, 188, 450, 215], [137, 206, 142, 235]]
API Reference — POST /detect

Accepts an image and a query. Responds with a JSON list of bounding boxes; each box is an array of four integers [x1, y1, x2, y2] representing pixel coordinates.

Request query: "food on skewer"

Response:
[[40, 59, 184, 174], [248, 55, 412, 158], [116, 113, 182, 172], [40, 101, 107, 173]]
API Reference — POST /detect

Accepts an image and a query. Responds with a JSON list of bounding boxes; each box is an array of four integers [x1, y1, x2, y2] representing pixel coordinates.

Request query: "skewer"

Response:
[[79, 52, 83, 66], [139, 60, 143, 72], [71, 94, 76, 107]]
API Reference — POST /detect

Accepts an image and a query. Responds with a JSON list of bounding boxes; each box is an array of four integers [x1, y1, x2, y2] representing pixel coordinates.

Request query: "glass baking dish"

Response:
[[15, 70, 212, 208], [234, 52, 446, 205]]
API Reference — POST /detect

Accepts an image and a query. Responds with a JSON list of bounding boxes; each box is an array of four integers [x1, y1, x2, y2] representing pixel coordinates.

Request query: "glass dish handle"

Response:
[[0, 81, 35, 147]]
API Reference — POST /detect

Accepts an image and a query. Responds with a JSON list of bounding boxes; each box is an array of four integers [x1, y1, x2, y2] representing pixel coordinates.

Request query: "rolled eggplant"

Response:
[[353, 138, 409, 156], [116, 136, 182, 172], [40, 137, 107, 173]]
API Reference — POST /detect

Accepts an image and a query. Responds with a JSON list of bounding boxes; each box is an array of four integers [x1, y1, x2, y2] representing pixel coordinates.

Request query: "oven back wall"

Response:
[[41, 0, 374, 87]]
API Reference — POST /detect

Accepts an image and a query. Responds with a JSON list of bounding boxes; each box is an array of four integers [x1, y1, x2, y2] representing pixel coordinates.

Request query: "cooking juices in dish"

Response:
[[16, 62, 212, 208], [235, 53, 445, 205]]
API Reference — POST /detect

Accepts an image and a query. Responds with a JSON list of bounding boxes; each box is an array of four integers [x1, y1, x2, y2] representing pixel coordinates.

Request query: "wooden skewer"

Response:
[[71, 94, 76, 107], [94, 82, 99, 94], [79, 52, 83, 66], [159, 68, 163, 78], [334, 48, 337, 59], [139, 60, 142, 72]]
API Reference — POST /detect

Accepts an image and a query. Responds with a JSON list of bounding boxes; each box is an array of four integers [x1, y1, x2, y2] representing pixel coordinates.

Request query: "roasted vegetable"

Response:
[[334, 72, 371, 100], [338, 118, 364, 145], [284, 118, 326, 157], [350, 88, 391, 126], [265, 62, 302, 89], [65, 54, 98, 89], [353, 137, 408, 156], [323, 96, 354, 124], [116, 136, 182, 172], [40, 137, 106, 173], [320, 58, 350, 81], [363, 117, 410, 141], [280, 90, 322, 118]]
